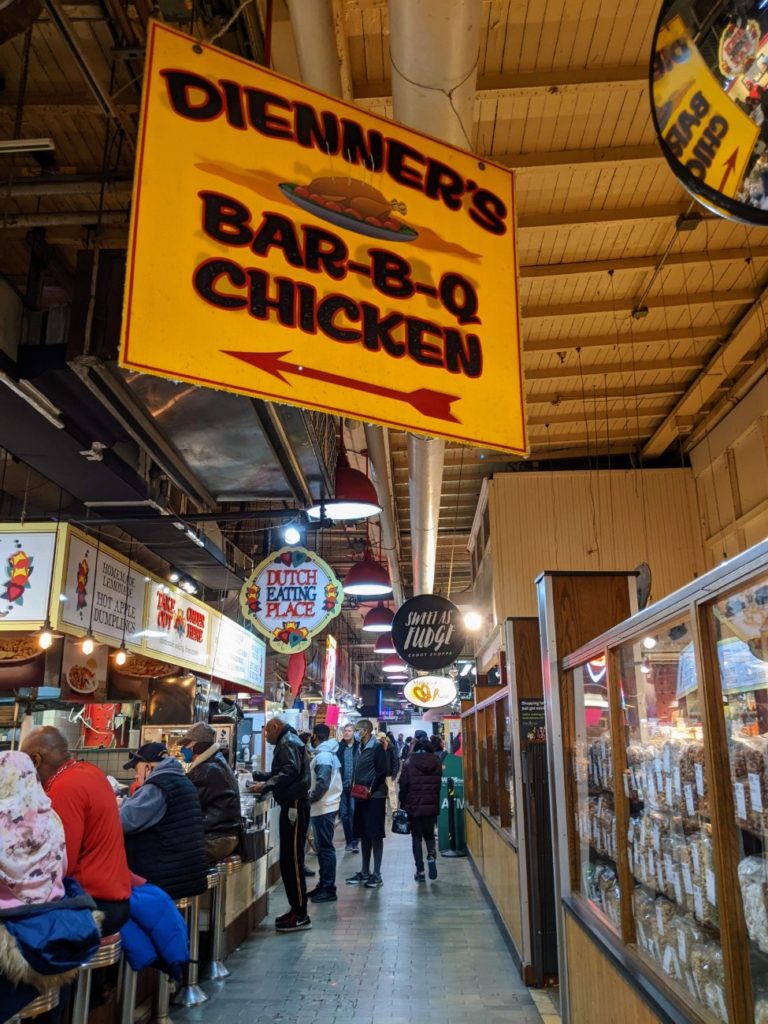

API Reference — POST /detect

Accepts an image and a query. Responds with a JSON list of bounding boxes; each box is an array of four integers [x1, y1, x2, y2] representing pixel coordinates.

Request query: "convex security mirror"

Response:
[[652, 0, 768, 224]]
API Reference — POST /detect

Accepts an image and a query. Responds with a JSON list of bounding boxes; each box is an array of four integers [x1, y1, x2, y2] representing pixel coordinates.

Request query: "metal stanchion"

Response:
[[71, 934, 122, 1024], [172, 894, 207, 1007]]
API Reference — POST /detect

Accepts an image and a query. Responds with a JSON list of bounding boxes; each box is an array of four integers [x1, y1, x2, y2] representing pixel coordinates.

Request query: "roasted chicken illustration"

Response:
[[293, 176, 407, 231]]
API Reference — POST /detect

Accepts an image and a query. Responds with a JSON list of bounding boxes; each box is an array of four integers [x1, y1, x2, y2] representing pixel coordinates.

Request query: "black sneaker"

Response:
[[274, 910, 294, 927], [275, 912, 312, 932], [305, 886, 321, 899], [346, 871, 367, 885], [415, 871, 426, 882], [303, 866, 316, 877], [427, 858, 438, 880], [364, 873, 383, 888], [311, 889, 338, 903]]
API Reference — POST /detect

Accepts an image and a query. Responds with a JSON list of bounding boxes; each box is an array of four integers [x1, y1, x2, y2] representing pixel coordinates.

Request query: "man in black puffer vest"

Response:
[[250, 717, 311, 933], [120, 742, 207, 901]]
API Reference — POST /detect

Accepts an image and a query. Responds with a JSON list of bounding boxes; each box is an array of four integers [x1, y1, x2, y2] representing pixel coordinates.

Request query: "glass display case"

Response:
[[462, 689, 516, 841], [555, 538, 768, 1024]]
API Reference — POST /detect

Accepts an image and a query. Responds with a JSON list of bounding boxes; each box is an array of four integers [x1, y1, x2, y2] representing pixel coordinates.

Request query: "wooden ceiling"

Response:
[[1, 0, 767, 596]]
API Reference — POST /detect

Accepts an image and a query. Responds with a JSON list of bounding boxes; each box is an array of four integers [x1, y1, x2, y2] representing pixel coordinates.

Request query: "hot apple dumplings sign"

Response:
[[240, 546, 343, 655], [119, 21, 526, 454]]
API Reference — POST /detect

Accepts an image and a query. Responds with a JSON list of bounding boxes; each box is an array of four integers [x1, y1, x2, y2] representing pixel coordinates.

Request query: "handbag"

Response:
[[391, 808, 411, 835], [350, 783, 370, 801]]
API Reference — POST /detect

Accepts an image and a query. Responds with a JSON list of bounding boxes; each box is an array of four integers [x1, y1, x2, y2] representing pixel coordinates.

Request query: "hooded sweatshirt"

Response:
[[308, 739, 342, 817]]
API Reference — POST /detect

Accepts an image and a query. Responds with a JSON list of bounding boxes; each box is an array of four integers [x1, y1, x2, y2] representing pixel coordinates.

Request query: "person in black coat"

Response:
[[346, 720, 388, 889], [180, 722, 242, 865], [399, 738, 443, 882]]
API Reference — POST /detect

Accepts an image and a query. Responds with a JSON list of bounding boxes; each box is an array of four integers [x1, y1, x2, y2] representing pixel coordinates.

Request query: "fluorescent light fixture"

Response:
[[0, 137, 55, 155], [460, 662, 474, 678]]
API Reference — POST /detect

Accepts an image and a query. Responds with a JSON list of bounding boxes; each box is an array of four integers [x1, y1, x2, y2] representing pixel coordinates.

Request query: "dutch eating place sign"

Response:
[[120, 22, 526, 454]]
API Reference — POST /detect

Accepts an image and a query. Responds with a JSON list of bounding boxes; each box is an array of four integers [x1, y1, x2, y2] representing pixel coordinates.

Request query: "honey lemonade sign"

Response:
[[120, 22, 525, 454]]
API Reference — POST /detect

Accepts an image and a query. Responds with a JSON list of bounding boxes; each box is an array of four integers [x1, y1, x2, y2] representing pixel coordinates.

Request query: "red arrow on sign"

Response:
[[223, 349, 462, 424], [718, 147, 740, 193]]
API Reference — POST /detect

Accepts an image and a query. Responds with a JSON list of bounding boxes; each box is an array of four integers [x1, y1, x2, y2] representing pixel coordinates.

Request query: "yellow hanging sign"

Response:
[[119, 21, 526, 454]]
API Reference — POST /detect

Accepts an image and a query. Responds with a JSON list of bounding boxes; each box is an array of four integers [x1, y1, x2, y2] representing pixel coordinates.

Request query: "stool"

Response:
[[17, 989, 60, 1021], [150, 969, 173, 1024], [71, 933, 122, 1024], [172, 894, 207, 1007], [204, 855, 241, 981], [119, 958, 138, 1024]]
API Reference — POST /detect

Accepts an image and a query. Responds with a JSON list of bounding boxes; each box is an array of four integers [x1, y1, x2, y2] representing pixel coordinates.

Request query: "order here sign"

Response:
[[120, 22, 526, 454]]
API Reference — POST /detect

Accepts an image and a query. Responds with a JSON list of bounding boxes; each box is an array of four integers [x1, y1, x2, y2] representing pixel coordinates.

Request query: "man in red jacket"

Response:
[[22, 726, 132, 933]]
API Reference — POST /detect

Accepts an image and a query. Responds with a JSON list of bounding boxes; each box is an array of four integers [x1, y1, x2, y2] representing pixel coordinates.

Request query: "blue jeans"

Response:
[[339, 788, 356, 845], [312, 811, 337, 892]]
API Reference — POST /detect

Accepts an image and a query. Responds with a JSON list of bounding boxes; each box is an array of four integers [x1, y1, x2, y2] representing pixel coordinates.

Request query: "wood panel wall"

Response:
[[564, 915, 662, 1024], [488, 469, 705, 620], [480, 819, 524, 955], [690, 376, 768, 567]]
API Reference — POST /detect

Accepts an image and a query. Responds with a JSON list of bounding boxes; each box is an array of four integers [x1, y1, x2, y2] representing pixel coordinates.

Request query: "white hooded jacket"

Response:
[[309, 738, 342, 817]]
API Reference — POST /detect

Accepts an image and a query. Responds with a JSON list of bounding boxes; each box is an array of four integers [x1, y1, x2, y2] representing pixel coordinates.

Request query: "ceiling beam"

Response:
[[497, 143, 661, 172], [528, 404, 670, 427], [528, 428, 648, 446], [0, 211, 129, 229], [1, 177, 133, 198], [525, 356, 706, 381], [0, 94, 139, 115], [521, 248, 767, 280], [523, 289, 757, 319], [354, 65, 647, 106], [643, 292, 768, 458], [525, 382, 689, 404], [518, 204, 709, 231], [523, 327, 722, 354]]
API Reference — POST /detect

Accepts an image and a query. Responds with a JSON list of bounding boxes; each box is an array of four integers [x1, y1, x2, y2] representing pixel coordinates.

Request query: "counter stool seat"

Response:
[[71, 933, 122, 1024], [203, 855, 241, 981], [18, 988, 60, 1020], [172, 893, 207, 1007]]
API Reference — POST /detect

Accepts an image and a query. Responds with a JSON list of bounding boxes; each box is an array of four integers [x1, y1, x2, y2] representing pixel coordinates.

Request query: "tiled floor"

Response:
[[177, 828, 548, 1024]]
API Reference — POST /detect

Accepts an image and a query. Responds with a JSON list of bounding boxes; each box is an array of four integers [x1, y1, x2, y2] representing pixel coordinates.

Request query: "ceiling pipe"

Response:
[[283, 1, 404, 604], [389, 0, 480, 595]]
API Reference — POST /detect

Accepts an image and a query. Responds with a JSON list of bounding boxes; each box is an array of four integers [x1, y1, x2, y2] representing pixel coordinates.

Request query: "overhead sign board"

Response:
[[120, 21, 526, 454], [240, 546, 343, 654], [211, 615, 266, 692], [0, 524, 59, 628], [144, 581, 211, 670], [323, 634, 337, 703], [404, 675, 458, 709], [391, 594, 465, 670]]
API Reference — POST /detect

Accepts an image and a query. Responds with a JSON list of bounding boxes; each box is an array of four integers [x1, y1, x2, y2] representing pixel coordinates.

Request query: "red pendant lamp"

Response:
[[382, 654, 407, 673], [344, 553, 392, 597], [362, 603, 394, 633], [306, 438, 381, 522], [374, 632, 397, 654]]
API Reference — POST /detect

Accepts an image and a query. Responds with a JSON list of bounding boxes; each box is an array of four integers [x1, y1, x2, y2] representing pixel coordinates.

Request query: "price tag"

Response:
[[662, 944, 674, 973], [657, 862, 665, 892], [693, 885, 704, 920], [714, 985, 727, 1021], [735, 782, 747, 821], [684, 783, 695, 817], [691, 843, 700, 875], [694, 762, 705, 797], [663, 746, 671, 773], [623, 771, 630, 797], [652, 822, 661, 852], [664, 854, 674, 883], [677, 928, 687, 963], [749, 772, 764, 813], [706, 868, 716, 905], [656, 905, 665, 934], [673, 874, 682, 905], [665, 778, 673, 806], [647, 774, 657, 804], [681, 862, 694, 894], [673, 767, 682, 796], [655, 767, 664, 792]]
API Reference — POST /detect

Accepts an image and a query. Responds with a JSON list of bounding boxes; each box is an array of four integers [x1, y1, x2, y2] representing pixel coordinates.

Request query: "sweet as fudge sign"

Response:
[[239, 546, 343, 654]]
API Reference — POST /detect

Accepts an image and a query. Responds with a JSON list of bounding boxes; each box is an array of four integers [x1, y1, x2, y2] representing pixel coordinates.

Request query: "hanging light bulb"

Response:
[[306, 445, 381, 522], [38, 622, 54, 651], [114, 647, 128, 667], [82, 632, 95, 656], [344, 554, 392, 597], [362, 603, 395, 633], [463, 610, 483, 632]]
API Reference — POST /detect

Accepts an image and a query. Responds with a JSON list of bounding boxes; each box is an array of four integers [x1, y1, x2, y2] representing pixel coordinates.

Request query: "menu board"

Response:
[[0, 525, 58, 627], [212, 615, 266, 692], [144, 581, 211, 669], [59, 531, 147, 647]]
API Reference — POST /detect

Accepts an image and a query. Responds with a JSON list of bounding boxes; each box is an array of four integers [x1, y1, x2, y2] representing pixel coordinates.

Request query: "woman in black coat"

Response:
[[398, 738, 443, 882]]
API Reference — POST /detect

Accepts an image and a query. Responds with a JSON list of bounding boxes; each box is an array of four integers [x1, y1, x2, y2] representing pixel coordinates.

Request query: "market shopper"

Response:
[[336, 722, 359, 852], [399, 736, 443, 882], [120, 742, 207, 901], [22, 726, 132, 933], [180, 722, 241, 864], [250, 716, 312, 932], [346, 720, 388, 889], [377, 732, 399, 817], [307, 724, 342, 903]]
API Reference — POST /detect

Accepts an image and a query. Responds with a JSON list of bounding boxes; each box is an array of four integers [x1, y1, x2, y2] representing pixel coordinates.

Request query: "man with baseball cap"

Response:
[[179, 722, 242, 864], [120, 741, 207, 901]]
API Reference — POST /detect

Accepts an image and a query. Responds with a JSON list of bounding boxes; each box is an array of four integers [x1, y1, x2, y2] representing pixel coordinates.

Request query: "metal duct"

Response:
[[364, 424, 404, 606], [389, 0, 481, 594]]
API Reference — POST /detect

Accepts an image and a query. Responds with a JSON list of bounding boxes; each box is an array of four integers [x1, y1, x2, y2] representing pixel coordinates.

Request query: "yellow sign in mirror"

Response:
[[120, 22, 526, 454]]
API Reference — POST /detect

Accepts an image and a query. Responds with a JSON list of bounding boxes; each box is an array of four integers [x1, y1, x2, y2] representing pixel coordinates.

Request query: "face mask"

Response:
[[354, 731, 361, 741], [181, 746, 194, 763]]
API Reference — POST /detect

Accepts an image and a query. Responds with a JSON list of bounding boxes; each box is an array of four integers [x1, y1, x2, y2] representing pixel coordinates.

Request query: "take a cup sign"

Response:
[[391, 595, 465, 670], [651, 0, 768, 224]]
